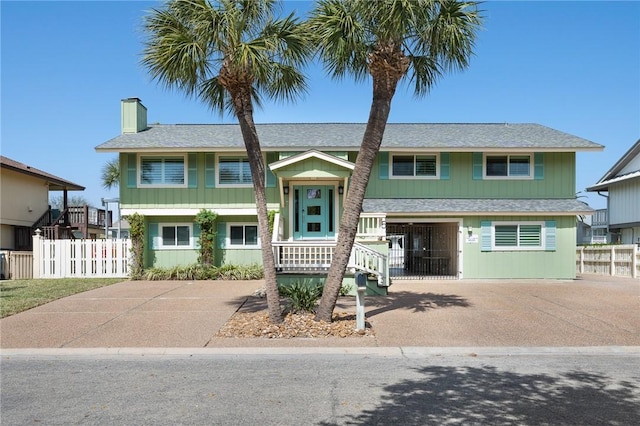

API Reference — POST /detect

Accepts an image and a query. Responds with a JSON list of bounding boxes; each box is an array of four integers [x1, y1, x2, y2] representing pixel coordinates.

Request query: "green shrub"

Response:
[[279, 281, 323, 313], [195, 209, 217, 266], [339, 283, 354, 296], [142, 264, 262, 281]]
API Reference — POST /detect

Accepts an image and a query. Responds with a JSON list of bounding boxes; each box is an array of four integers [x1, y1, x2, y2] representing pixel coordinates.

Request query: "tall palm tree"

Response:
[[310, 0, 482, 322], [142, 0, 312, 324], [101, 157, 120, 190]]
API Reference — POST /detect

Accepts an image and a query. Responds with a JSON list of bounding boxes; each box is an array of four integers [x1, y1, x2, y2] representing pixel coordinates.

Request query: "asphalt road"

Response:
[[2, 351, 639, 425]]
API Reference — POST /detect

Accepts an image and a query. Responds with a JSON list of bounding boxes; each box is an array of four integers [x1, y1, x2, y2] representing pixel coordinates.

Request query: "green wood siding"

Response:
[[121, 151, 574, 209], [463, 216, 576, 279], [366, 152, 576, 199]]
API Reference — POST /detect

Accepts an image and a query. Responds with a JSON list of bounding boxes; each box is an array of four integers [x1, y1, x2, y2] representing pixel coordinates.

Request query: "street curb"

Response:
[[2, 346, 639, 358]]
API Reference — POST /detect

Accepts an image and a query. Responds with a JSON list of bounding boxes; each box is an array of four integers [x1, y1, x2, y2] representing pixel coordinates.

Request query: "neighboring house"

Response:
[[587, 139, 640, 245], [95, 98, 602, 283], [0, 156, 85, 251], [109, 218, 130, 239]]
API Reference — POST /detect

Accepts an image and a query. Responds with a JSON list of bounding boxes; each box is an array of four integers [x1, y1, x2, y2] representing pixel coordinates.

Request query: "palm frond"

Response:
[[309, 0, 482, 96], [101, 157, 120, 190]]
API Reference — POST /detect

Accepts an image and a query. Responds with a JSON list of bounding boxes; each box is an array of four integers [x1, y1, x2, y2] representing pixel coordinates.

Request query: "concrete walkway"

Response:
[[1, 274, 638, 350]]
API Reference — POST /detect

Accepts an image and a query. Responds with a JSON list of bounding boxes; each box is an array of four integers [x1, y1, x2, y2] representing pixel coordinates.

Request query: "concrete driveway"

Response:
[[1, 274, 638, 349]]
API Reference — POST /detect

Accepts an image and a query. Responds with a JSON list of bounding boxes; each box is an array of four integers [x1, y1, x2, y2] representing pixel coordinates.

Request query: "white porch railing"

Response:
[[350, 241, 389, 286], [357, 213, 386, 239], [272, 240, 388, 286]]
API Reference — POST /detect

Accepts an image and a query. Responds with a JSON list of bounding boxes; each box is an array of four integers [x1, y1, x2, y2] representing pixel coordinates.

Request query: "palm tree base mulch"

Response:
[[215, 311, 373, 339]]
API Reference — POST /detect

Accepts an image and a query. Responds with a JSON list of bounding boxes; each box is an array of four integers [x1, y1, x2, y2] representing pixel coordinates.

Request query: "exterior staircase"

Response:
[[271, 213, 389, 287]]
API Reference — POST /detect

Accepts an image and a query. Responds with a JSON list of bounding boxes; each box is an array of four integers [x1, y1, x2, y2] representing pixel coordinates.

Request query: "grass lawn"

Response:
[[0, 278, 124, 318]]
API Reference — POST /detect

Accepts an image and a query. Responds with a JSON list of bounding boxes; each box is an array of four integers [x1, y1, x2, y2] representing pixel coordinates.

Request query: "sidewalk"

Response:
[[1, 274, 638, 350]]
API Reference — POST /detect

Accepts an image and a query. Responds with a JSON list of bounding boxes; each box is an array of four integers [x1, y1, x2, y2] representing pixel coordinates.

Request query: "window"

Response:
[[218, 156, 252, 186], [139, 156, 186, 186], [160, 224, 192, 248], [492, 222, 543, 250], [485, 154, 532, 178], [227, 224, 259, 248], [391, 154, 438, 178]]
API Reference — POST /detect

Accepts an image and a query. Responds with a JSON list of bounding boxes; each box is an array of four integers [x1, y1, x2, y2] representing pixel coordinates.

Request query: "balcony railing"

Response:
[[592, 209, 608, 227], [357, 213, 386, 239]]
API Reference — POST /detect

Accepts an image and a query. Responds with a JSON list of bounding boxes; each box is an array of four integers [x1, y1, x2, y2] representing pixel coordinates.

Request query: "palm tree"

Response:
[[142, 0, 312, 324], [101, 157, 120, 190], [310, 0, 483, 322]]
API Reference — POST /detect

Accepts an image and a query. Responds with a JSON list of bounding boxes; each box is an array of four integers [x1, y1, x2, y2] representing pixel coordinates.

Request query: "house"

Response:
[[587, 139, 640, 245], [0, 156, 85, 251], [95, 98, 602, 284]]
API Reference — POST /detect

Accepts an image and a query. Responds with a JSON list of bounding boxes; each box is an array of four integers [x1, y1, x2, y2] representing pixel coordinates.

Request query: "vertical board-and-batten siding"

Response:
[[367, 152, 576, 199], [464, 216, 575, 279], [609, 179, 640, 226], [121, 153, 277, 208]]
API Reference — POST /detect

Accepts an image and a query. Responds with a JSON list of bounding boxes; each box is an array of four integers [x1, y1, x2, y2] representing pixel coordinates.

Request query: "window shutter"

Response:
[[148, 223, 159, 249], [205, 154, 215, 188], [473, 153, 483, 180], [481, 221, 492, 251], [216, 221, 226, 249], [545, 220, 556, 251], [188, 154, 198, 188], [266, 152, 277, 188], [379, 152, 389, 180], [440, 152, 450, 180], [192, 222, 201, 248], [534, 153, 544, 180], [127, 153, 137, 188]]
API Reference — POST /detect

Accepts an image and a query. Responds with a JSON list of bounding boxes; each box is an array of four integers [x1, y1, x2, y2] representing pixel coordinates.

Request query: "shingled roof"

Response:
[[362, 198, 593, 215], [0, 155, 84, 191], [96, 123, 603, 152]]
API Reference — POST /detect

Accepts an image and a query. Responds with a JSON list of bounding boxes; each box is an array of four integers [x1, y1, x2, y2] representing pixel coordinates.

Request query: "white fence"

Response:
[[576, 244, 639, 279], [33, 234, 131, 279], [0, 251, 34, 280]]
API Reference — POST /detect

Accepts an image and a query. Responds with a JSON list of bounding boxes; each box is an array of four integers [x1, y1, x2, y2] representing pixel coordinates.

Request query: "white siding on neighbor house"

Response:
[[0, 169, 49, 228], [620, 154, 640, 175], [609, 179, 640, 226], [620, 227, 640, 245]]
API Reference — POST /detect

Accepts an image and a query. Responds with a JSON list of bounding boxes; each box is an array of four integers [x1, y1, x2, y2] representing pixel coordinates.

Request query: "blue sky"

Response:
[[2, 1, 639, 211]]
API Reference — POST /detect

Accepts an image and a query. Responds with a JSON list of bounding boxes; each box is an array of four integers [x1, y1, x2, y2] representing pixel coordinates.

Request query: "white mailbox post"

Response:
[[354, 271, 367, 330]]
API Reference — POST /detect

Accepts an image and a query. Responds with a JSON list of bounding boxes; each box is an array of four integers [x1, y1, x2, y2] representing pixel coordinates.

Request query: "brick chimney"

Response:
[[121, 98, 148, 134]]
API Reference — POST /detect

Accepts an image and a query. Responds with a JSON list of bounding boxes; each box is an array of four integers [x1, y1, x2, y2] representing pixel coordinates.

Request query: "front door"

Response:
[[294, 185, 335, 239]]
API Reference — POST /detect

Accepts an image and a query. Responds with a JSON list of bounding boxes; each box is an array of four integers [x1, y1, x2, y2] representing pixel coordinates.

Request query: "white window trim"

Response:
[[156, 223, 195, 250], [390, 153, 440, 179], [491, 221, 545, 251], [138, 154, 188, 188], [226, 223, 261, 249], [483, 153, 533, 180], [216, 154, 254, 188]]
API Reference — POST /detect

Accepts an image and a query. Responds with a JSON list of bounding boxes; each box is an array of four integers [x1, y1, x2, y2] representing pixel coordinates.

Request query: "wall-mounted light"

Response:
[[338, 186, 344, 195], [283, 186, 289, 195], [467, 225, 473, 235]]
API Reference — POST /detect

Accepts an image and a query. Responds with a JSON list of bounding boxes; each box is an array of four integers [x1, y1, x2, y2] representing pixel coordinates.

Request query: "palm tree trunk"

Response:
[[315, 78, 398, 323], [233, 94, 282, 324]]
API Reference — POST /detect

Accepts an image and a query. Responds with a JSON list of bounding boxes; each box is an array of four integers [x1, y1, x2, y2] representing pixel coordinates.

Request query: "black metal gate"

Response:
[[387, 222, 458, 280]]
